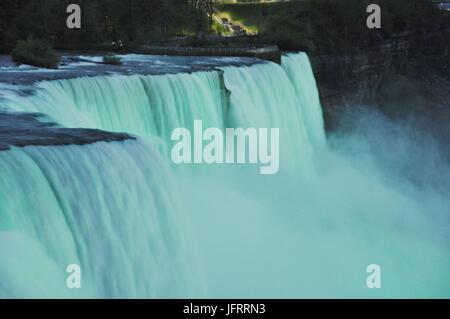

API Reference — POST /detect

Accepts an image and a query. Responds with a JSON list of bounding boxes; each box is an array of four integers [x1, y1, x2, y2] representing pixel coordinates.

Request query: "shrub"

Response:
[[212, 21, 229, 35], [11, 36, 60, 69], [103, 54, 122, 65]]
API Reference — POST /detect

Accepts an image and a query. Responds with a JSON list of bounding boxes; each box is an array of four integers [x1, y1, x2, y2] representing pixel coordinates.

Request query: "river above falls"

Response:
[[0, 53, 263, 86]]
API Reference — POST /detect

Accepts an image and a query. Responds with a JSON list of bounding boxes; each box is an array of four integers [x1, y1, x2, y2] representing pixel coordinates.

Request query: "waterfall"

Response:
[[0, 53, 329, 297], [4, 72, 226, 158], [5, 55, 326, 173], [0, 140, 197, 298], [2, 52, 448, 298], [281, 52, 326, 149], [222, 61, 320, 172]]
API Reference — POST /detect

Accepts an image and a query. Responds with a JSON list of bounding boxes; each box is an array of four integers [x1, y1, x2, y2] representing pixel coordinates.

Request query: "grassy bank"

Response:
[[214, 2, 309, 34]]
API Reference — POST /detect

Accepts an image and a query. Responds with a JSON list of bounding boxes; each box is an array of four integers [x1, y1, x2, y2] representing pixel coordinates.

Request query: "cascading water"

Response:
[[0, 140, 197, 298], [281, 52, 326, 149], [4, 56, 325, 172], [222, 62, 314, 173], [0, 52, 449, 298], [3, 72, 226, 158]]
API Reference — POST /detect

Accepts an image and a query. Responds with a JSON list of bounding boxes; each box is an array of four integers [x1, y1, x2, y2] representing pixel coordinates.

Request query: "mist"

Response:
[[177, 107, 450, 298]]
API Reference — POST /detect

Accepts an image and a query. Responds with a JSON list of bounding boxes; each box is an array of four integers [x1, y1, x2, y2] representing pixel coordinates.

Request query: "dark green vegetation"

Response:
[[11, 36, 60, 68], [216, 0, 449, 53], [215, 2, 301, 34], [0, 0, 209, 54], [1, 0, 448, 59], [2, 0, 448, 53]]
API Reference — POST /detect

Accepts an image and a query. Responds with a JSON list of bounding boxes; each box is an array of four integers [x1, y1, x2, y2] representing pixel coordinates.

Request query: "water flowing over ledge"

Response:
[[0, 140, 197, 298], [2, 53, 325, 172], [0, 54, 327, 298], [0, 53, 449, 298]]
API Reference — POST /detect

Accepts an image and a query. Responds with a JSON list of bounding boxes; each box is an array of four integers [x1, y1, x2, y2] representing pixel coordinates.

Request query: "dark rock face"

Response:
[[0, 111, 133, 151], [308, 27, 450, 166], [310, 29, 450, 138]]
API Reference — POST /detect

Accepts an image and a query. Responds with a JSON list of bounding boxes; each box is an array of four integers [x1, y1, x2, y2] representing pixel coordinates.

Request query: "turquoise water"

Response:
[[0, 53, 449, 298], [0, 141, 197, 298]]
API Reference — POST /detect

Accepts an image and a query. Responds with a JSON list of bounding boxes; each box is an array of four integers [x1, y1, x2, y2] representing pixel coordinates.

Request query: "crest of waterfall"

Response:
[[4, 53, 326, 173], [222, 62, 315, 173], [0, 140, 198, 298], [3, 72, 226, 158]]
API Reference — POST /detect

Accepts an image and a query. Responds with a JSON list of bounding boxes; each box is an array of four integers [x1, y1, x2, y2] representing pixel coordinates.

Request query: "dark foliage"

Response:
[[259, 0, 450, 53], [11, 36, 60, 68], [0, 0, 209, 53]]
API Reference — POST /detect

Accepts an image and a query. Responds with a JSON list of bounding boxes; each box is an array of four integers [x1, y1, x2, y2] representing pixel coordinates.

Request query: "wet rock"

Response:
[[0, 111, 133, 151]]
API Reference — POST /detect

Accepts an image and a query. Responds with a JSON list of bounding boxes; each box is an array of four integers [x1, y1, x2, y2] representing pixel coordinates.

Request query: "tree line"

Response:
[[1, 0, 448, 55], [260, 0, 450, 53], [0, 0, 209, 53]]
